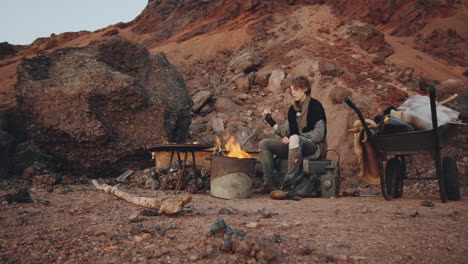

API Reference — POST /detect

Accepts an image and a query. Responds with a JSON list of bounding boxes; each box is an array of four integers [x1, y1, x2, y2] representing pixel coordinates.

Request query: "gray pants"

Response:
[[258, 136, 317, 187]]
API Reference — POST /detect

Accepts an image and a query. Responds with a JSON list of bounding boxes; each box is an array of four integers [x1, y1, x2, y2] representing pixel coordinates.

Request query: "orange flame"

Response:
[[215, 135, 252, 159], [216, 136, 222, 153]]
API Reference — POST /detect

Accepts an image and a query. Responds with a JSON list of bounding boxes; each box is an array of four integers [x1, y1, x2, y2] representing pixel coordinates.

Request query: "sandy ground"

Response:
[[1, 183, 466, 264]]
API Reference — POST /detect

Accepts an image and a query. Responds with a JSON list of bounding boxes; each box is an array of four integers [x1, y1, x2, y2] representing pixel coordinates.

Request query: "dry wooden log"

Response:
[[92, 180, 191, 215]]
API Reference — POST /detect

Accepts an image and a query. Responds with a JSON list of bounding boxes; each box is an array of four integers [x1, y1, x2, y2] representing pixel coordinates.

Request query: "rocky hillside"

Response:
[[0, 0, 466, 178]]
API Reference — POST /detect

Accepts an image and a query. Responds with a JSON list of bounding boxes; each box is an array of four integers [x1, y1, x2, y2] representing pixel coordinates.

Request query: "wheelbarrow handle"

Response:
[[343, 98, 374, 140]]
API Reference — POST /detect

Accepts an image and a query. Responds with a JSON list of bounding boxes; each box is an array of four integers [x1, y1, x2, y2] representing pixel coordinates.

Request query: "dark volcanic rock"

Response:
[[12, 142, 62, 177], [0, 131, 15, 178], [0, 42, 20, 59], [14, 36, 193, 176]]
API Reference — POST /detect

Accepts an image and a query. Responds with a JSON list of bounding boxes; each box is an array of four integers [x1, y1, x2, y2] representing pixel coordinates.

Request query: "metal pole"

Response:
[[429, 85, 447, 203]]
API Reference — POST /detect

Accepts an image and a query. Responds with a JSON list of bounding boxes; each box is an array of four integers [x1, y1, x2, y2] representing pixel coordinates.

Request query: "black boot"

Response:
[[282, 147, 303, 188], [254, 177, 276, 194]]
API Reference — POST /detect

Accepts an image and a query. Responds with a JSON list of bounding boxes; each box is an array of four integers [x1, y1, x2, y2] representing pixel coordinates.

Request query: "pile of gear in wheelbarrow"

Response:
[[345, 85, 463, 203]]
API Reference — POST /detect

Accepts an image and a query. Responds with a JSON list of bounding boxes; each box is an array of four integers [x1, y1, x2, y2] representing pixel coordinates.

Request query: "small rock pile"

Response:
[[129, 164, 212, 192], [208, 218, 280, 264]]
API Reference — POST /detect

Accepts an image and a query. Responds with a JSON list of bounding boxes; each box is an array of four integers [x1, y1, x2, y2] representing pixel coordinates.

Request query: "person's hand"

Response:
[[264, 109, 276, 127], [282, 137, 289, 144]]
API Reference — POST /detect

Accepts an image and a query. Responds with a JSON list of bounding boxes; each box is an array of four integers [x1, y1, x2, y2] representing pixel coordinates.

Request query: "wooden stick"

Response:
[[92, 180, 191, 215], [241, 117, 264, 148], [437, 94, 458, 106]]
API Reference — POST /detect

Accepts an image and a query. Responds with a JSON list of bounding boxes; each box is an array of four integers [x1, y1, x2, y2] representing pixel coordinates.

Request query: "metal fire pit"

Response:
[[210, 156, 257, 199]]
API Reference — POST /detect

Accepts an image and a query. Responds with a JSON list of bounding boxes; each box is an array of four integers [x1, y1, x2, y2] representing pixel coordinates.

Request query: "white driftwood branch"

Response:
[[92, 180, 191, 215]]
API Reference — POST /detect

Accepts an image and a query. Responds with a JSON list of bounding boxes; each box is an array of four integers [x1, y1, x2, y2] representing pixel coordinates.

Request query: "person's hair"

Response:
[[290, 76, 312, 95]]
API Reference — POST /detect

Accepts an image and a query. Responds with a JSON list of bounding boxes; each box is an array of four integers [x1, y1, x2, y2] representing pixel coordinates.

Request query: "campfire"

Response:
[[211, 135, 256, 199], [215, 136, 252, 159]]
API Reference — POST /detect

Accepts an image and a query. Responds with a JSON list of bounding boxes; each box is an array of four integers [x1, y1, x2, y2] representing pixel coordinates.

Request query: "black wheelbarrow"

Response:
[[344, 85, 460, 203]]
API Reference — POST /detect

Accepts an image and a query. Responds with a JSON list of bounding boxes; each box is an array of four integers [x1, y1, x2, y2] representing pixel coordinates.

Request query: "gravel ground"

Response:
[[1, 183, 466, 264]]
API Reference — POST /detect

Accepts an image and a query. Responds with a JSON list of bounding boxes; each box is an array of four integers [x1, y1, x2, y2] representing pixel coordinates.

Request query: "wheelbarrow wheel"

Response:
[[443, 156, 460, 201], [383, 158, 402, 200]]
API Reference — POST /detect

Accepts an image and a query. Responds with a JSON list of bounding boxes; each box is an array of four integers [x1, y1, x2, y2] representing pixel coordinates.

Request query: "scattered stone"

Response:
[[199, 104, 213, 116], [166, 233, 176, 239], [227, 52, 262, 74], [298, 246, 314, 256], [267, 70, 286, 93], [235, 76, 250, 93], [33, 174, 61, 186], [176, 243, 190, 251], [189, 254, 199, 261], [192, 90, 212, 113], [213, 97, 236, 112], [246, 222, 259, 229], [398, 67, 414, 83], [218, 207, 238, 215], [437, 78, 464, 94], [258, 208, 278, 218], [277, 222, 290, 230], [191, 123, 207, 134], [141, 233, 152, 240], [318, 59, 344, 77], [254, 72, 271, 88], [329, 85, 351, 104], [411, 211, 420, 218], [421, 200, 434, 207], [129, 214, 141, 222], [211, 117, 225, 133], [159, 198, 189, 215], [209, 218, 234, 238], [236, 93, 250, 101]]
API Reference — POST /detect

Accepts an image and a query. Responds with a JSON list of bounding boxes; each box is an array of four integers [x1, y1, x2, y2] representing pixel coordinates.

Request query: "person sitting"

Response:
[[257, 76, 327, 193]]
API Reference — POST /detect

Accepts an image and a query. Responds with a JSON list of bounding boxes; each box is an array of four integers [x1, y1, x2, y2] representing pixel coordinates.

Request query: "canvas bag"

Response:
[[285, 173, 320, 198]]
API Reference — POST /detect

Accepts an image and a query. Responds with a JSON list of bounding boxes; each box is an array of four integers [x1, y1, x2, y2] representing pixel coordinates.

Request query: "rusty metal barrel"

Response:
[[210, 156, 257, 199]]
